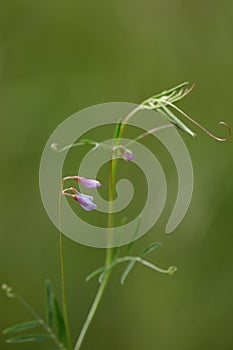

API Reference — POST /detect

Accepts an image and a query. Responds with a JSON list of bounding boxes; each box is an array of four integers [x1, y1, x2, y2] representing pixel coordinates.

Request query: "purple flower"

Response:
[[78, 177, 101, 189], [74, 192, 97, 211], [113, 145, 135, 161], [62, 176, 101, 189], [63, 187, 97, 211], [62, 175, 100, 211], [122, 148, 135, 161]]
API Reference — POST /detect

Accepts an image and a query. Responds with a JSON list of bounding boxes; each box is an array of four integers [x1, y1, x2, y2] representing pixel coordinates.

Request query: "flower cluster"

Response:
[[62, 176, 101, 211], [61, 149, 135, 211]]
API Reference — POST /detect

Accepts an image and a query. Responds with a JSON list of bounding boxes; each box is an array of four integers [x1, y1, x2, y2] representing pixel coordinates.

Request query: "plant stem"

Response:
[[74, 106, 142, 350], [73, 271, 110, 350], [74, 154, 115, 350], [59, 187, 73, 350]]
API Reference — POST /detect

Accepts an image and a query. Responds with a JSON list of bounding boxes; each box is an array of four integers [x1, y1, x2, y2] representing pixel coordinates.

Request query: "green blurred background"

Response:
[[1, 0, 233, 349]]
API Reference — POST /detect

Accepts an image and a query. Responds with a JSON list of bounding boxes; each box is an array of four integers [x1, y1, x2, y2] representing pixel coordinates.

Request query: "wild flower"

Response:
[[112, 145, 135, 161], [63, 187, 97, 211], [62, 176, 101, 189]]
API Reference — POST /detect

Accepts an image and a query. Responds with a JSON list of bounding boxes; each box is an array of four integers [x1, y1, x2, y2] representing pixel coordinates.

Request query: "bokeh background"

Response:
[[0, 0, 233, 349]]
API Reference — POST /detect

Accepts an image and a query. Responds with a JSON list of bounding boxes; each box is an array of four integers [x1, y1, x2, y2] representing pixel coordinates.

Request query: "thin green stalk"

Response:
[[74, 105, 143, 350], [126, 124, 173, 147], [59, 186, 73, 350], [112, 106, 141, 177], [73, 271, 110, 350], [119, 105, 142, 137], [74, 154, 115, 350]]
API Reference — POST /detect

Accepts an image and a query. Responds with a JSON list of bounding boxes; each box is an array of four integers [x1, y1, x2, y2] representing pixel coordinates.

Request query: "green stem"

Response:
[[74, 154, 115, 350], [119, 105, 142, 137], [73, 271, 110, 350], [74, 105, 142, 350], [59, 187, 73, 350]]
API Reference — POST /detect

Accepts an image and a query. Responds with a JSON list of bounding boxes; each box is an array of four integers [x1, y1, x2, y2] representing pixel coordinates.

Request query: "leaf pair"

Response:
[[3, 320, 50, 344], [45, 279, 68, 346], [2, 280, 67, 349]]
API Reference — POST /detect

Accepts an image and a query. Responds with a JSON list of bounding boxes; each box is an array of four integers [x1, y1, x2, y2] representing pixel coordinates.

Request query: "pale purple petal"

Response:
[[74, 192, 97, 211], [122, 148, 135, 161], [78, 197, 97, 211], [77, 192, 94, 201], [78, 177, 101, 189]]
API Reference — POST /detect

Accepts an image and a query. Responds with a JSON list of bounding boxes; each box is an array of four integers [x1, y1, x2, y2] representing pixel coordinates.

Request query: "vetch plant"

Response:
[[2, 82, 231, 350]]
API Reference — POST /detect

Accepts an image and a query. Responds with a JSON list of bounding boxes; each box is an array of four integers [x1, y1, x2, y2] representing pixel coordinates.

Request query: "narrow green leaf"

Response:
[[6, 333, 51, 343], [120, 217, 141, 285], [113, 118, 122, 142], [142, 82, 189, 104], [112, 216, 128, 260], [141, 242, 162, 257], [3, 320, 41, 335], [98, 259, 121, 283], [151, 82, 189, 100], [161, 105, 196, 137], [112, 246, 120, 261], [120, 260, 136, 285], [78, 138, 96, 145], [125, 216, 141, 256], [45, 279, 53, 328], [86, 266, 106, 282], [53, 296, 67, 345]]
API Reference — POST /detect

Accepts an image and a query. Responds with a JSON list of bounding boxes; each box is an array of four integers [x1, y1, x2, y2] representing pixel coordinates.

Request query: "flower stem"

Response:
[[74, 105, 142, 350], [74, 153, 115, 350], [59, 186, 73, 350], [73, 271, 111, 350]]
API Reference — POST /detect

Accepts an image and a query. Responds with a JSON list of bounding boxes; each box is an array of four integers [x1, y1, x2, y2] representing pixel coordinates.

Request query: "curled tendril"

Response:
[[167, 101, 232, 142], [167, 266, 178, 275], [1, 283, 14, 298], [86, 256, 177, 284], [140, 83, 231, 142]]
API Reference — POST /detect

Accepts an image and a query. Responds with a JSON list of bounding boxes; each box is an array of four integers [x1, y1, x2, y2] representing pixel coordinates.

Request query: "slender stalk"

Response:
[[126, 124, 174, 147], [74, 105, 144, 350], [119, 105, 142, 136], [73, 272, 110, 350], [59, 186, 73, 350], [74, 155, 115, 350]]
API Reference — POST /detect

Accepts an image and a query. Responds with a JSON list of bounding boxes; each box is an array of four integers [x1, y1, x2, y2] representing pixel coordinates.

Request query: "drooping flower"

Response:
[[62, 187, 97, 211], [74, 192, 97, 211], [112, 145, 135, 161], [62, 176, 101, 189], [121, 147, 135, 161], [78, 177, 101, 189]]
